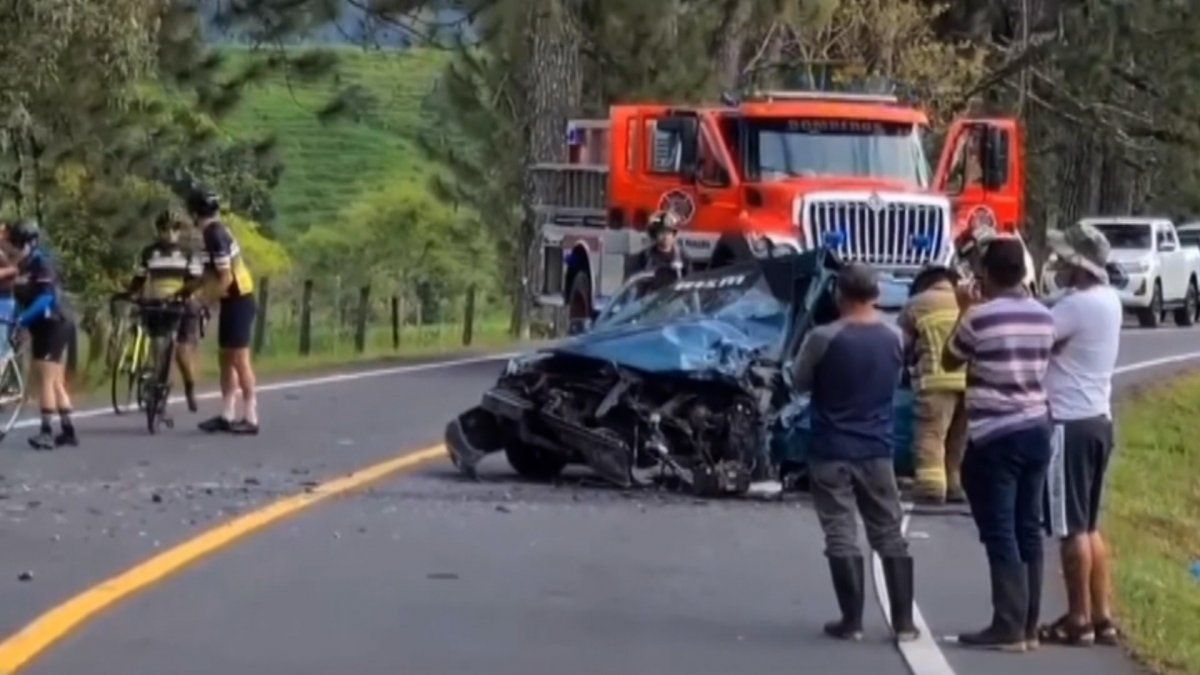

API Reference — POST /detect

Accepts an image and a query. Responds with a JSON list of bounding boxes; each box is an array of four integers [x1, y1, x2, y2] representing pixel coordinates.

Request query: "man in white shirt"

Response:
[[1038, 221, 1123, 647]]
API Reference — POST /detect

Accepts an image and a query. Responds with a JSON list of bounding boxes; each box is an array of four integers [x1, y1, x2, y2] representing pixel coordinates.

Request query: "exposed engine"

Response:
[[461, 353, 776, 497]]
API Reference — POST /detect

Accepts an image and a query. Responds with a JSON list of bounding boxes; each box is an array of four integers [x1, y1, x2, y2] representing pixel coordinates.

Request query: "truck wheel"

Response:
[[1137, 281, 1162, 329], [1175, 279, 1198, 327], [566, 271, 592, 335], [505, 442, 567, 482]]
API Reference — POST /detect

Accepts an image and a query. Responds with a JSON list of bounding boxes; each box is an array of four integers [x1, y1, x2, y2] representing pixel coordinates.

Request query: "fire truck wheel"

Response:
[[566, 271, 593, 335]]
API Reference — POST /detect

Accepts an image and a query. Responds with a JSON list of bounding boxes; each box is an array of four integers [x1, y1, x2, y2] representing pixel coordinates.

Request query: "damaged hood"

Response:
[[551, 317, 769, 378], [550, 256, 826, 379]]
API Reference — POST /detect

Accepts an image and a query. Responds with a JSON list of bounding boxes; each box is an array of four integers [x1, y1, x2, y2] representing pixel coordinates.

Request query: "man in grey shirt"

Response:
[[792, 263, 916, 643]]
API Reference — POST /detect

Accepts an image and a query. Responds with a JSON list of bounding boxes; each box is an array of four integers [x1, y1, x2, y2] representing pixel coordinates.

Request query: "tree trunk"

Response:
[[714, 0, 755, 91], [516, 0, 583, 339]]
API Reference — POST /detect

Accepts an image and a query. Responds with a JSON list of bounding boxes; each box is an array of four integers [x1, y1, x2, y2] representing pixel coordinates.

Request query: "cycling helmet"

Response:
[[155, 209, 184, 232], [186, 188, 220, 218], [7, 218, 40, 247]]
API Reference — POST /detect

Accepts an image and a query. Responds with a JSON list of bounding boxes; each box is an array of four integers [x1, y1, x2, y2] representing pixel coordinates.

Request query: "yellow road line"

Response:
[[0, 444, 447, 675]]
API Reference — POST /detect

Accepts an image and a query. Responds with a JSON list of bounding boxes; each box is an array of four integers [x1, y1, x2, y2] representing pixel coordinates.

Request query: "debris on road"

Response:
[[17, 571, 33, 582], [495, 504, 511, 513]]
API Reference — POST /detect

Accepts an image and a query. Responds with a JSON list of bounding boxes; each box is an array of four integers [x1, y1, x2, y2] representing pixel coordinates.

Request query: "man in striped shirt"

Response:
[[943, 236, 1054, 652]]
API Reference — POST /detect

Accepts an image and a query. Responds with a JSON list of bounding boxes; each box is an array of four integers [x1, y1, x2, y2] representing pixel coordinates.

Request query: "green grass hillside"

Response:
[[218, 47, 450, 237]]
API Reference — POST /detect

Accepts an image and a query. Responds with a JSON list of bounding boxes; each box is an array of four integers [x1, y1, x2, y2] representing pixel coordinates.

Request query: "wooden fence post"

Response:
[[462, 283, 476, 347], [354, 284, 371, 353], [299, 279, 313, 356], [66, 322, 79, 378], [253, 276, 270, 356], [391, 295, 400, 350]]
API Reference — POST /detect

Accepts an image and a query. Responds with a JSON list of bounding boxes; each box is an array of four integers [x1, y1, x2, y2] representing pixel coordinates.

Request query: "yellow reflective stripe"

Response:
[[915, 308, 965, 390]]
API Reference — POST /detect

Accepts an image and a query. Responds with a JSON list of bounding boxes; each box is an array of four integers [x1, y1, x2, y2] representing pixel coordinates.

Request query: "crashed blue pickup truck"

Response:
[[446, 249, 916, 497]]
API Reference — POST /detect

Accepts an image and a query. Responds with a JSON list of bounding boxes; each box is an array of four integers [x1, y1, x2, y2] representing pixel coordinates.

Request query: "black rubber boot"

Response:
[[1024, 559, 1044, 650], [823, 556, 864, 641], [883, 556, 920, 642], [959, 561, 1028, 652]]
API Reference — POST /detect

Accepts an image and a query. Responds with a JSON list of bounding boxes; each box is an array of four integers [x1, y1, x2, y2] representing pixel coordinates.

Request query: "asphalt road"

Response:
[[1, 326, 1196, 675]]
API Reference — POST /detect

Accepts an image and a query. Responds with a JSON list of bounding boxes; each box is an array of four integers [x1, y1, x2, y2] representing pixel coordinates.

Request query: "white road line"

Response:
[[874, 350, 1200, 675], [871, 512, 956, 675], [1113, 350, 1200, 376], [11, 352, 517, 431]]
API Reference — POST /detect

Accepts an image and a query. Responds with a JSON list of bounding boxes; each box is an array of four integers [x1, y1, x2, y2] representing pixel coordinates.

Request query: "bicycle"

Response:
[[110, 296, 150, 415], [143, 301, 190, 434], [0, 317, 27, 443], [110, 297, 192, 433]]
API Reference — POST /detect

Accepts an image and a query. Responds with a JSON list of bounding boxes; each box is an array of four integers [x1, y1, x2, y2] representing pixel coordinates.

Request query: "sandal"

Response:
[[1037, 615, 1095, 646], [1094, 618, 1120, 646]]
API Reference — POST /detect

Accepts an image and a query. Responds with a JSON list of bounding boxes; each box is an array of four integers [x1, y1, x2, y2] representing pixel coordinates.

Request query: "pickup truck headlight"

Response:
[[1119, 261, 1151, 274]]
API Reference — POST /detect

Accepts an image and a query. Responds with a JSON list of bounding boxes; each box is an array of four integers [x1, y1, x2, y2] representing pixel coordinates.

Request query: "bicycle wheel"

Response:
[[146, 337, 174, 434], [0, 353, 25, 442], [111, 331, 142, 415]]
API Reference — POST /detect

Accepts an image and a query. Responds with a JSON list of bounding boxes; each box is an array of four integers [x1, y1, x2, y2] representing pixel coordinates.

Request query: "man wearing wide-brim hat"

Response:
[[1037, 221, 1123, 647]]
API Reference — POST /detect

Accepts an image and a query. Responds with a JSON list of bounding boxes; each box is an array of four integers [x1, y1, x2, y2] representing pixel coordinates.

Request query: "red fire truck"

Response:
[[530, 91, 1024, 329]]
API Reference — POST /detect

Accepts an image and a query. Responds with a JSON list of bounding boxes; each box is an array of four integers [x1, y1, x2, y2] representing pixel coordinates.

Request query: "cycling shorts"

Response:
[[218, 295, 256, 350], [30, 318, 73, 363], [142, 304, 199, 346]]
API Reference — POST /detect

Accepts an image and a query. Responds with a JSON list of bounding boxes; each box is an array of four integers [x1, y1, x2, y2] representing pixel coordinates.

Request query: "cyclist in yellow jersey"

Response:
[[188, 188, 260, 435], [125, 210, 204, 412]]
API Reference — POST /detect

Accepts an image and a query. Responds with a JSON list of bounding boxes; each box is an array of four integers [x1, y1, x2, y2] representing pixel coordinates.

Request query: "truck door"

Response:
[[633, 113, 740, 262], [632, 112, 700, 229], [1157, 224, 1185, 300], [690, 122, 742, 239], [934, 119, 1024, 243]]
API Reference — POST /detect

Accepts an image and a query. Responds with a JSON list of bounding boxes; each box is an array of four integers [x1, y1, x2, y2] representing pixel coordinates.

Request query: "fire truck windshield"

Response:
[[745, 118, 930, 187]]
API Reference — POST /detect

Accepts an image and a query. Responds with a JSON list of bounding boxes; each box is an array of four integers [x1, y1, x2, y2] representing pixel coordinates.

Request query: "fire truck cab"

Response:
[[531, 91, 1024, 330]]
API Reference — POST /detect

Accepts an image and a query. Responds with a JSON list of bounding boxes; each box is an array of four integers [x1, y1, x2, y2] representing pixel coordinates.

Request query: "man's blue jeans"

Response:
[[962, 423, 1052, 565]]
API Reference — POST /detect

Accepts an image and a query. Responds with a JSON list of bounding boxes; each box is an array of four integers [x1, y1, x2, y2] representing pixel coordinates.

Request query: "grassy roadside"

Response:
[[1108, 375, 1200, 674], [57, 318, 519, 409]]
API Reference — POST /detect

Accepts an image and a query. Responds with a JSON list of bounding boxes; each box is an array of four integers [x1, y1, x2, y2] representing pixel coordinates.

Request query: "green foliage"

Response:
[[296, 181, 494, 298], [225, 211, 294, 278], [217, 47, 451, 237], [1110, 377, 1200, 674]]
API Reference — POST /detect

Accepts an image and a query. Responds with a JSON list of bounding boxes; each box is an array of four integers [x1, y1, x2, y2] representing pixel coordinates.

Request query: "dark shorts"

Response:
[[1045, 416, 1113, 538], [218, 295, 256, 350], [143, 305, 199, 345], [30, 318, 73, 363]]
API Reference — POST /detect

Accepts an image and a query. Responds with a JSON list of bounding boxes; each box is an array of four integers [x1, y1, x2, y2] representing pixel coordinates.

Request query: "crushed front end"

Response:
[[447, 352, 778, 497]]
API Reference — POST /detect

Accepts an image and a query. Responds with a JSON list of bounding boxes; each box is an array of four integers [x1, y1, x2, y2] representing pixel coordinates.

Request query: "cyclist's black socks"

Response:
[[40, 409, 53, 434], [58, 408, 74, 433]]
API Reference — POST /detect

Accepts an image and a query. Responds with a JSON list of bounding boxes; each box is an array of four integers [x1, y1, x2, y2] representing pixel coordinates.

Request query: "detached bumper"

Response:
[[445, 407, 505, 479]]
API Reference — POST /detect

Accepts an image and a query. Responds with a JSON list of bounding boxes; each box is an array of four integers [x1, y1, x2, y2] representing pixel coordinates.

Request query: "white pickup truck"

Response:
[[1046, 217, 1200, 328]]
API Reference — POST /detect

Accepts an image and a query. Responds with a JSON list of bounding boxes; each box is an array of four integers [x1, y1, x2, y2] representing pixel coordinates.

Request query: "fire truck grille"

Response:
[[805, 198, 947, 268]]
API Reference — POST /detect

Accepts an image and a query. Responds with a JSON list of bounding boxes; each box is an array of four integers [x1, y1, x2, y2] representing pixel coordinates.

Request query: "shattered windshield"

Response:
[[746, 118, 929, 186], [593, 270, 792, 357]]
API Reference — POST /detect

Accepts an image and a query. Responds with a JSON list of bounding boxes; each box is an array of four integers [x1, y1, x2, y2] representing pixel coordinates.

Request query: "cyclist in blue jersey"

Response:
[[3, 220, 78, 449]]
